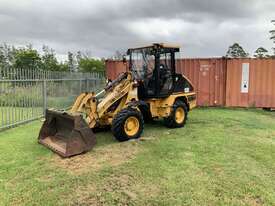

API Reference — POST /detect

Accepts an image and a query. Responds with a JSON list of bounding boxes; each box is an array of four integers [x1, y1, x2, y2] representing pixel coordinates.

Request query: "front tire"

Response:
[[111, 108, 144, 142], [164, 100, 188, 128]]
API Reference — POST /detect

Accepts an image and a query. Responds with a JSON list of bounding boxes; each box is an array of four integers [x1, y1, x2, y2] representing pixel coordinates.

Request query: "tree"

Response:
[[76, 51, 82, 65], [254, 47, 269, 58], [67, 51, 77, 72], [41, 45, 60, 71], [112, 50, 125, 60], [0, 43, 106, 73], [226, 43, 249, 58], [0, 44, 9, 79], [14, 46, 42, 70], [78, 57, 105, 72], [75, 51, 105, 72], [0, 44, 16, 71], [270, 20, 275, 55], [56, 62, 69, 71]]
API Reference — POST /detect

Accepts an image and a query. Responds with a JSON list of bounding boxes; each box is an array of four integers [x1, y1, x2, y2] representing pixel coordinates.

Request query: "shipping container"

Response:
[[176, 58, 227, 106], [226, 58, 275, 108], [105, 58, 275, 108], [105, 60, 128, 81]]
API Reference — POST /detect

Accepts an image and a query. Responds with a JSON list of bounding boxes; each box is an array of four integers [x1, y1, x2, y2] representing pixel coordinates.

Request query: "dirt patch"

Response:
[[69, 185, 100, 206], [101, 174, 139, 204], [139, 135, 157, 141], [50, 141, 141, 175], [243, 195, 264, 206], [264, 130, 275, 139], [71, 174, 138, 205], [103, 173, 161, 199], [35, 174, 53, 183]]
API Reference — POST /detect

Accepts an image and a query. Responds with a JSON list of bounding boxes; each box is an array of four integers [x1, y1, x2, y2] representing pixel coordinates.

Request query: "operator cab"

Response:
[[127, 43, 194, 99]]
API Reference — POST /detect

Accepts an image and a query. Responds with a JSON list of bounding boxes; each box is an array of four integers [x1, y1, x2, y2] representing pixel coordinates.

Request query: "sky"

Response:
[[0, 0, 274, 59]]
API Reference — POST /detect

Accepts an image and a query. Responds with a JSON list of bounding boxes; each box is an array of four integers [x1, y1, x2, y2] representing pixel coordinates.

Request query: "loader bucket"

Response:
[[38, 109, 96, 158]]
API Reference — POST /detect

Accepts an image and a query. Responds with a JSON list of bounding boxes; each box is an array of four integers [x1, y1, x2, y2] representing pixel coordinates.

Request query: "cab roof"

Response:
[[127, 43, 180, 54]]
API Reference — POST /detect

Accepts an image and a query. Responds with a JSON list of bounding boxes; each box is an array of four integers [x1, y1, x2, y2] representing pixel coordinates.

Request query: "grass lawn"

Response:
[[0, 108, 275, 206]]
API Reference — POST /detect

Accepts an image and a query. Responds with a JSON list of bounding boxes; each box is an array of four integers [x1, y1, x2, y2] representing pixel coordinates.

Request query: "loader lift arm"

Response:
[[70, 72, 139, 127]]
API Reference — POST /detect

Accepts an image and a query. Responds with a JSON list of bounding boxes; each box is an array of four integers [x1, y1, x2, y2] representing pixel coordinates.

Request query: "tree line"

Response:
[[0, 44, 105, 73]]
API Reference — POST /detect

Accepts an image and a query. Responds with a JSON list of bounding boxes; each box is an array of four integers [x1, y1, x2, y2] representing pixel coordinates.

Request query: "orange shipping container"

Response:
[[176, 58, 227, 106], [226, 58, 275, 108], [105, 58, 275, 108], [105, 60, 128, 81]]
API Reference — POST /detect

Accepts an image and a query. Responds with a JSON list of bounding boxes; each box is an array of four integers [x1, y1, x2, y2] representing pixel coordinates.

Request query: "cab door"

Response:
[[158, 52, 174, 97], [198, 60, 211, 106]]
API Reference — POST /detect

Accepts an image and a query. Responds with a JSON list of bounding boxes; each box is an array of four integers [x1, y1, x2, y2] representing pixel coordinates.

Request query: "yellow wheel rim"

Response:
[[124, 116, 140, 137], [175, 107, 185, 124]]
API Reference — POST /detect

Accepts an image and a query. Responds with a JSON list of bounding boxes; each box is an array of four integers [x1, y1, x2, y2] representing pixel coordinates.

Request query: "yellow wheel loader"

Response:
[[38, 43, 196, 157]]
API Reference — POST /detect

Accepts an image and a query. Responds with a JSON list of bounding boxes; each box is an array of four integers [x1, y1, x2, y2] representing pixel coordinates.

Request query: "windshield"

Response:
[[130, 48, 155, 80]]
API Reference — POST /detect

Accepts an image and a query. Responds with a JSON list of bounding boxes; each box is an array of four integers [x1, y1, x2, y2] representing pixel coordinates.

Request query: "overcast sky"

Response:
[[0, 0, 274, 59]]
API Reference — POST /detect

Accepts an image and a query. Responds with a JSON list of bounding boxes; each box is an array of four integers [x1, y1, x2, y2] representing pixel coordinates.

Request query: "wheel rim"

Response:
[[175, 107, 185, 124], [124, 116, 140, 137]]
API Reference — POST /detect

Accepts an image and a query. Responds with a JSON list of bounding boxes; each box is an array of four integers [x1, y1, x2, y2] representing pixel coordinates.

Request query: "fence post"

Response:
[[42, 80, 47, 116], [86, 78, 89, 92], [79, 79, 82, 93]]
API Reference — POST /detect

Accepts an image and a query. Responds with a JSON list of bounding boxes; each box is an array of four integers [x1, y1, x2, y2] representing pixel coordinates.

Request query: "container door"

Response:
[[198, 61, 211, 106]]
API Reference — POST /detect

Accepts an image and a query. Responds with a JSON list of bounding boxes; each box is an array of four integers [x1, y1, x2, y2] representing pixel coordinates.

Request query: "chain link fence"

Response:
[[0, 67, 105, 130]]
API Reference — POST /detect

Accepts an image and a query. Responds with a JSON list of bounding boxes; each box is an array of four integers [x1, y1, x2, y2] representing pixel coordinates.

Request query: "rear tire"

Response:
[[164, 100, 188, 128], [111, 108, 144, 142]]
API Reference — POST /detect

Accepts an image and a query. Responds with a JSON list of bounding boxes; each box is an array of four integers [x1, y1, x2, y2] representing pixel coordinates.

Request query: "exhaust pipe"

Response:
[[38, 109, 96, 158]]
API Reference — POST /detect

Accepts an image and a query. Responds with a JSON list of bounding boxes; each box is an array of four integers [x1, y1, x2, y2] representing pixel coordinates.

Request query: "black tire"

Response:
[[139, 105, 153, 123], [111, 108, 144, 142], [164, 100, 188, 128], [92, 125, 110, 133]]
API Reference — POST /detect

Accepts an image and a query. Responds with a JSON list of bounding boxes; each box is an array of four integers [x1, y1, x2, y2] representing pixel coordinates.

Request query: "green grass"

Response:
[[0, 108, 275, 206]]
